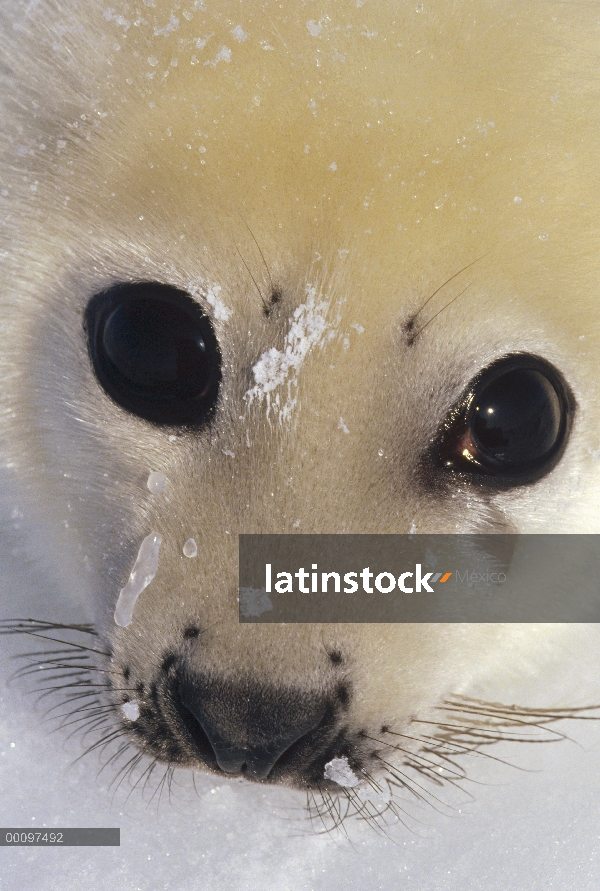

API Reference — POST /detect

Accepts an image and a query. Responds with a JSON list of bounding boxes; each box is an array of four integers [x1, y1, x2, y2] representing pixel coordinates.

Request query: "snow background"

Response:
[[1, 512, 600, 891]]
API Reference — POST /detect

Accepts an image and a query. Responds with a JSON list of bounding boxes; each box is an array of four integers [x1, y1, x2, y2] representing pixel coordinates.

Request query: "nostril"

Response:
[[178, 674, 329, 780]]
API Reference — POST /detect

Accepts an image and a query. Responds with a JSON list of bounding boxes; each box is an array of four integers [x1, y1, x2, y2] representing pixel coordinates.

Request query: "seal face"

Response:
[[1, 0, 600, 820]]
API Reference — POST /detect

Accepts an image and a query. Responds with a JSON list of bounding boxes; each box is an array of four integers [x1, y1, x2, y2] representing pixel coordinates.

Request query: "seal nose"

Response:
[[178, 674, 327, 779]]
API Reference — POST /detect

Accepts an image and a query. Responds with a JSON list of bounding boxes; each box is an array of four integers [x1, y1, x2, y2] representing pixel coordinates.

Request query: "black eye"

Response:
[[85, 282, 221, 427], [432, 354, 574, 485]]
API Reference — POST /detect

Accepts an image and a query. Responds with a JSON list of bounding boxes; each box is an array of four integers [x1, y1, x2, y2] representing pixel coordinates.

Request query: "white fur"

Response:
[[1, 0, 599, 812]]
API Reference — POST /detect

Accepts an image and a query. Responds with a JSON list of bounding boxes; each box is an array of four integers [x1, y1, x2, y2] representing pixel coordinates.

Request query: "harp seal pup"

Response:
[[1, 0, 599, 813]]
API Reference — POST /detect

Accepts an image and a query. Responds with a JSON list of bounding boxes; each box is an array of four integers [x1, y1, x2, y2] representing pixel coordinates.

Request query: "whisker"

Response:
[[238, 213, 276, 296], [411, 255, 484, 319], [235, 243, 267, 308], [364, 734, 467, 781], [376, 758, 461, 815], [108, 751, 145, 797], [407, 283, 470, 344]]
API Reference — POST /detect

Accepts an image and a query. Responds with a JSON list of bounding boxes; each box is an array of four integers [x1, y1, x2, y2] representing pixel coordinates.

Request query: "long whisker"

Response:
[[407, 283, 470, 344], [236, 243, 267, 308], [238, 213, 276, 295], [412, 255, 485, 319]]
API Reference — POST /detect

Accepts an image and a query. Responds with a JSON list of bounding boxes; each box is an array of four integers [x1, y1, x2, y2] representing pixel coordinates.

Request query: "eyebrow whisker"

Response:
[[236, 243, 268, 309], [413, 255, 484, 319], [238, 213, 276, 296], [408, 283, 471, 344]]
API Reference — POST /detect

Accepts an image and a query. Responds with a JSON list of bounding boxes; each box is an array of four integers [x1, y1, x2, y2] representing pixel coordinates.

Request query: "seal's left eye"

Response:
[[85, 281, 221, 427], [470, 367, 561, 467], [432, 354, 574, 486]]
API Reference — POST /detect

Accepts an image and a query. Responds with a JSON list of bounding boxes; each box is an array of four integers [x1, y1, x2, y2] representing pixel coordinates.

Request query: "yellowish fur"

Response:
[[1, 0, 599, 807]]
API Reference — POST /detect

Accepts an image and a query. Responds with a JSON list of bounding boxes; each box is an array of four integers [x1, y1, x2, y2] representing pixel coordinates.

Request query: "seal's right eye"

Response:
[[85, 281, 221, 427]]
